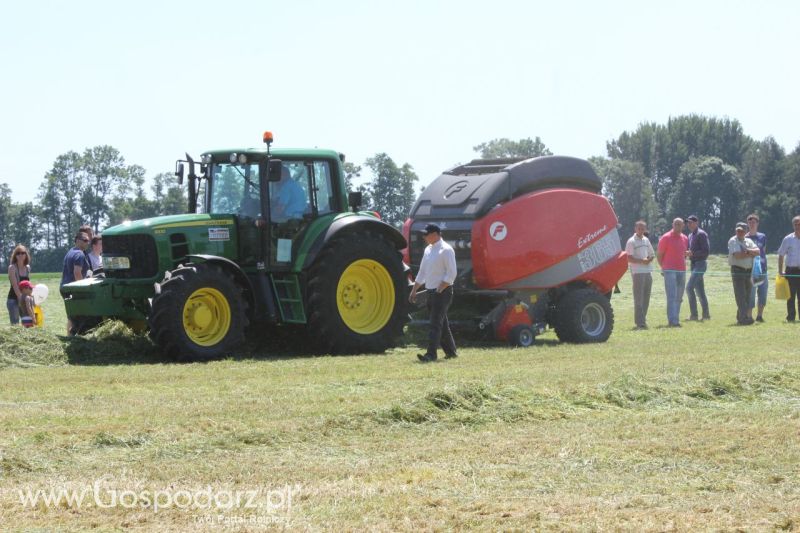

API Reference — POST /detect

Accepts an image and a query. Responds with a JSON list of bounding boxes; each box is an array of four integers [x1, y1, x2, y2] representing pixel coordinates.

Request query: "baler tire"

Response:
[[148, 263, 248, 360], [306, 231, 407, 353], [553, 288, 614, 343], [508, 324, 535, 347]]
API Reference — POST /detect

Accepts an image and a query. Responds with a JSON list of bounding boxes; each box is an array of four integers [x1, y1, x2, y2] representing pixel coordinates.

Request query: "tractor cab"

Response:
[[176, 134, 345, 272]]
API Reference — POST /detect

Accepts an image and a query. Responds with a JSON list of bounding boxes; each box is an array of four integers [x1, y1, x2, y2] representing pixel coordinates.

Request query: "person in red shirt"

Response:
[[657, 217, 689, 327]]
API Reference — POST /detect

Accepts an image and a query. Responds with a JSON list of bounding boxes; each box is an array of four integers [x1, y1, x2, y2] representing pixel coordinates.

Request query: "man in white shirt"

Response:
[[409, 224, 458, 362], [778, 215, 800, 322], [728, 222, 760, 325], [625, 220, 655, 329]]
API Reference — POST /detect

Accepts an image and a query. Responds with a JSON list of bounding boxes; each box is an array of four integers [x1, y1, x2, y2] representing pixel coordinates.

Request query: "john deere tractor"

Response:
[[62, 133, 409, 359]]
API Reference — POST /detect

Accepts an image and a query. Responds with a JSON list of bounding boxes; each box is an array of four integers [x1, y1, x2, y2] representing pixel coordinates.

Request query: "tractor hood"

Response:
[[103, 213, 236, 237]]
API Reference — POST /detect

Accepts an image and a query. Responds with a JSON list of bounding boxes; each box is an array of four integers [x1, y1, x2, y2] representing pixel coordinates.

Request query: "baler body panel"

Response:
[[471, 188, 625, 293]]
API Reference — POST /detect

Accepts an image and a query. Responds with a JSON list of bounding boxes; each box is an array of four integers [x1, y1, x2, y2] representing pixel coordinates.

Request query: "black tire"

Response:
[[148, 263, 248, 360], [553, 288, 614, 343], [508, 324, 535, 347], [306, 230, 407, 353]]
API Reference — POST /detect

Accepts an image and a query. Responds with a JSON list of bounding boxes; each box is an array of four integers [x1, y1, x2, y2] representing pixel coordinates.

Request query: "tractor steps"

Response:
[[271, 275, 306, 324]]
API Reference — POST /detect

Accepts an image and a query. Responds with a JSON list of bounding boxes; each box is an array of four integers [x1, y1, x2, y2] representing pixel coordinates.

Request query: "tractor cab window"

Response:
[[313, 161, 334, 215], [209, 163, 261, 217], [195, 179, 208, 214]]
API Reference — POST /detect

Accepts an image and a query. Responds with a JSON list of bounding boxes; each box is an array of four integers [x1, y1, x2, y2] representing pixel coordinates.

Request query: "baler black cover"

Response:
[[409, 156, 602, 220]]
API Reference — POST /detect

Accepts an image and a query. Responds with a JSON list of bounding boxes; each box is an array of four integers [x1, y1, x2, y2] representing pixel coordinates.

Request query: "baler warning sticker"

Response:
[[208, 228, 230, 241]]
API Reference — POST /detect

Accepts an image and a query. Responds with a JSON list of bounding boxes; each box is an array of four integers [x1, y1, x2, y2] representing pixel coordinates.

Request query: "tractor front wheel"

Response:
[[149, 263, 247, 360]]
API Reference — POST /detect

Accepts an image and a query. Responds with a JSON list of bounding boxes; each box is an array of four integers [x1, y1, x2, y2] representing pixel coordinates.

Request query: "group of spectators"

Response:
[[6, 224, 102, 333], [626, 214, 800, 328]]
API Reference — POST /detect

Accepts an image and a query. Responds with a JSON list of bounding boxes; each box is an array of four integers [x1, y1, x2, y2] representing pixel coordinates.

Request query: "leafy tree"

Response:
[[473, 137, 552, 159], [81, 145, 128, 233], [607, 115, 754, 214], [151, 172, 187, 216], [666, 156, 740, 251], [739, 137, 787, 244], [363, 153, 418, 227], [0, 184, 12, 267], [37, 151, 84, 249], [590, 158, 661, 241]]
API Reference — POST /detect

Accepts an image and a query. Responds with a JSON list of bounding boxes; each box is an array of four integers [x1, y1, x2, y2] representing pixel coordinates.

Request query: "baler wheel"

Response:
[[553, 288, 614, 343], [508, 324, 535, 347], [306, 231, 407, 353], [149, 263, 248, 360]]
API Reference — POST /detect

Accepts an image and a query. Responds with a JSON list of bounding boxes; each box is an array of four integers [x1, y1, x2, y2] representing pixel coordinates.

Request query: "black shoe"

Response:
[[738, 318, 754, 325], [417, 353, 437, 363], [702, 315, 711, 321], [444, 352, 458, 359], [756, 316, 764, 323], [687, 316, 699, 321]]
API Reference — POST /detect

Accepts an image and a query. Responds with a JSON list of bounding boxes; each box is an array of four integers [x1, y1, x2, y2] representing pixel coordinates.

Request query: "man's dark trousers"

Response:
[[731, 266, 752, 323], [786, 267, 800, 321], [426, 286, 457, 357]]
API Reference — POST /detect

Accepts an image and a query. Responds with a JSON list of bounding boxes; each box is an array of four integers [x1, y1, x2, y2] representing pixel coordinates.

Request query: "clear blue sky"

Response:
[[2, 0, 799, 204]]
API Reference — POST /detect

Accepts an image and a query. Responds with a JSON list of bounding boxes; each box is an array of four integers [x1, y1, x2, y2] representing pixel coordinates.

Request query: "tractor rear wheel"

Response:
[[553, 288, 614, 343], [149, 263, 248, 360], [306, 231, 406, 353]]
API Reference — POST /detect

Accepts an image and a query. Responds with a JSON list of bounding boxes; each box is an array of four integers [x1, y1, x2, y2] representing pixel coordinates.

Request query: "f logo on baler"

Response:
[[490, 221, 507, 241], [444, 180, 468, 199]]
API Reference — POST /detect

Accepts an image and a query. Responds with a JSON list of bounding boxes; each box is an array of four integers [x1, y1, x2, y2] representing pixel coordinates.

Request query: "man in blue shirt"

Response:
[[685, 215, 710, 321], [61, 231, 90, 334], [270, 166, 308, 223], [746, 214, 768, 322]]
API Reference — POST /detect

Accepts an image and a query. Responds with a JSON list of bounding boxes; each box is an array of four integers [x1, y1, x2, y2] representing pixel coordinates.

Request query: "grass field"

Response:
[[1, 255, 799, 531]]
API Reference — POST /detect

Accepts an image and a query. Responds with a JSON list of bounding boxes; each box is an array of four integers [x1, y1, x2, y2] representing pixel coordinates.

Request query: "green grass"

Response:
[[1, 256, 799, 531]]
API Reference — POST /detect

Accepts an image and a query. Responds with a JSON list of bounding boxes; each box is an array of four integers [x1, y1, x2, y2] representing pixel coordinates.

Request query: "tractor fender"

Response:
[[301, 215, 407, 270], [184, 254, 256, 313]]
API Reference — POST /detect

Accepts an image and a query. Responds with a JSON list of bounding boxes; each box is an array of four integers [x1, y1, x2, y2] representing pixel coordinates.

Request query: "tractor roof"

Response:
[[202, 147, 342, 161]]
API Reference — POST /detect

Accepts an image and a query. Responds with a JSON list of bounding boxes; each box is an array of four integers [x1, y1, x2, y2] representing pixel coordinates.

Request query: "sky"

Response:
[[2, 0, 799, 204]]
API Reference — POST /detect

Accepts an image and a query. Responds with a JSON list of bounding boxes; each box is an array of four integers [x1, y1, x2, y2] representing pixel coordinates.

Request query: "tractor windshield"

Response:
[[209, 163, 261, 217]]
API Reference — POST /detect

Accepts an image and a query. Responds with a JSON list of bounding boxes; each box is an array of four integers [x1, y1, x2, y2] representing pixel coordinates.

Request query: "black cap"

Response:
[[421, 223, 441, 235], [735, 222, 747, 231], [686, 215, 699, 222]]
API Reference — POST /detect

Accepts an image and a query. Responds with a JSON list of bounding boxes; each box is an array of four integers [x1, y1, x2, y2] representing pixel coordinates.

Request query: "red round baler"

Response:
[[404, 156, 627, 346]]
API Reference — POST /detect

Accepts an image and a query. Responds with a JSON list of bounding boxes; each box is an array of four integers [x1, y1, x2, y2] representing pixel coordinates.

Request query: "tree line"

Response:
[[0, 146, 186, 271], [3, 114, 799, 270]]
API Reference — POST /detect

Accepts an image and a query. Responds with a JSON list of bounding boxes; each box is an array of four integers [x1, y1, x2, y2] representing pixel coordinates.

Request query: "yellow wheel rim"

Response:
[[336, 259, 395, 334], [182, 287, 232, 347]]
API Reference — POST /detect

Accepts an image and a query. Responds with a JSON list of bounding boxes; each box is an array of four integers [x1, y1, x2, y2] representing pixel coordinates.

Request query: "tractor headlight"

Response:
[[201, 153, 213, 164], [103, 256, 131, 270]]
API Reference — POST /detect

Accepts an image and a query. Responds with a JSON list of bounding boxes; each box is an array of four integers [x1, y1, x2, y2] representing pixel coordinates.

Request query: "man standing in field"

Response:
[[747, 214, 768, 322], [685, 215, 711, 321], [777, 215, 800, 322], [625, 221, 655, 329], [657, 218, 689, 327], [728, 222, 760, 325], [61, 231, 90, 335], [410, 223, 458, 362]]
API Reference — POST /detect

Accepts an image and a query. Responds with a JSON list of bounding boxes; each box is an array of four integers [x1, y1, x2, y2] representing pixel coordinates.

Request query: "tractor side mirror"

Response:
[[348, 191, 363, 211], [175, 162, 185, 185], [260, 159, 284, 182]]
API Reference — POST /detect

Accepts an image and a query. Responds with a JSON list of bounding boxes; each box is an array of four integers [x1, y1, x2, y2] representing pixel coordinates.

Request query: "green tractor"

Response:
[[62, 133, 409, 359]]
